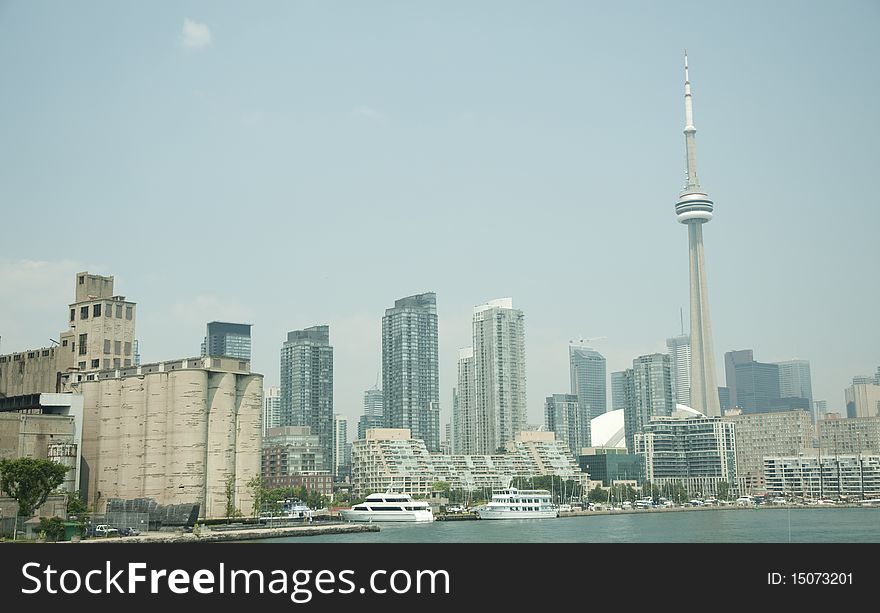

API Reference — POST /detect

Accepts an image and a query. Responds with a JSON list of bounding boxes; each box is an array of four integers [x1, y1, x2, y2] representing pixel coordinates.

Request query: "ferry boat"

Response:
[[477, 487, 559, 520], [339, 491, 434, 522]]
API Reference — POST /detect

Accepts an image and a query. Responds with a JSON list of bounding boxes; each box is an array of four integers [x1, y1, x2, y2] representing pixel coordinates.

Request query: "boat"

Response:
[[339, 491, 434, 522], [476, 487, 559, 520], [259, 499, 314, 523]]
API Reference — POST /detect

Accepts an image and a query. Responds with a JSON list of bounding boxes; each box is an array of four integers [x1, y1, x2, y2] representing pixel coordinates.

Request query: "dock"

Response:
[[73, 522, 379, 543]]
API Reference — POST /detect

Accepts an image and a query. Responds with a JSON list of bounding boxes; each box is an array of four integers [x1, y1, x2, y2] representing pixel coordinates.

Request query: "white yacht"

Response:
[[339, 492, 434, 522], [477, 487, 559, 520]]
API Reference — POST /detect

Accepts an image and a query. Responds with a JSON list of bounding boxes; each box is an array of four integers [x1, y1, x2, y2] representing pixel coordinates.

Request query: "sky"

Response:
[[1, 1, 879, 438]]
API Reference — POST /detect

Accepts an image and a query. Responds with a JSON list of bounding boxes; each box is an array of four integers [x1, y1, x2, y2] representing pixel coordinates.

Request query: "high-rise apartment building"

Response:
[[471, 298, 527, 454], [622, 353, 675, 452], [666, 334, 691, 406], [611, 371, 627, 411], [280, 325, 334, 470], [358, 388, 385, 440], [453, 348, 477, 454], [819, 415, 880, 455], [545, 393, 587, 457], [569, 344, 606, 422], [381, 293, 440, 452], [333, 414, 349, 478], [202, 322, 252, 360], [263, 386, 281, 436]]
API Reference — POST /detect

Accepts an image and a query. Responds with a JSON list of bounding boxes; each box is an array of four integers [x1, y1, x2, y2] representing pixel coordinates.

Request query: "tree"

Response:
[[432, 481, 451, 496], [38, 517, 66, 542], [717, 481, 730, 501], [66, 492, 89, 519], [0, 458, 70, 540], [588, 485, 607, 503], [224, 474, 242, 522], [247, 476, 263, 518]]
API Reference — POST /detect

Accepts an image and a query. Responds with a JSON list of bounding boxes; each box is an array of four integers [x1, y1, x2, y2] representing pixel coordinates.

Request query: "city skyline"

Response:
[[2, 2, 879, 434]]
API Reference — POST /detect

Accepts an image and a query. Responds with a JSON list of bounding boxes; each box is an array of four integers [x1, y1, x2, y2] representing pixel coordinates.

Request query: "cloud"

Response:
[[180, 18, 212, 50]]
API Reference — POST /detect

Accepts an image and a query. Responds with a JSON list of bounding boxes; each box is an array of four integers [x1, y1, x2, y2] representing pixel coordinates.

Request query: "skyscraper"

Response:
[[472, 298, 527, 454], [263, 386, 281, 436], [733, 359, 781, 413], [674, 53, 720, 417], [623, 353, 675, 452], [280, 325, 334, 469], [381, 293, 440, 452], [611, 371, 627, 411], [545, 393, 587, 457], [666, 334, 691, 406], [202, 322, 252, 360], [333, 414, 349, 478], [775, 359, 813, 404], [569, 344, 607, 421], [453, 347, 477, 454], [358, 388, 385, 440], [724, 349, 754, 409]]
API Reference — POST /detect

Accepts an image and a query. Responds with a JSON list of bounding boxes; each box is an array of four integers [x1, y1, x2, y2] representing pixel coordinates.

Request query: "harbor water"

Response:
[[254, 508, 880, 543]]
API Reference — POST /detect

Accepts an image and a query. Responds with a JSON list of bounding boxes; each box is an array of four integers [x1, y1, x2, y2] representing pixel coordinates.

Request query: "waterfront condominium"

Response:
[[453, 347, 477, 454], [470, 298, 527, 454], [263, 386, 281, 436], [333, 414, 349, 478], [569, 343, 606, 423], [280, 325, 334, 470], [381, 293, 441, 452], [622, 353, 675, 451], [674, 53, 721, 417], [545, 393, 587, 458]]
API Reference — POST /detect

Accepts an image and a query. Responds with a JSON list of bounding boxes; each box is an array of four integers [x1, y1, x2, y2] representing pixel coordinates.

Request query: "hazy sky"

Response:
[[2, 1, 878, 436]]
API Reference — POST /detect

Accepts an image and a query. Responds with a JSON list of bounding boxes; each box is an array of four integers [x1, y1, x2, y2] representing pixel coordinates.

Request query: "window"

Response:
[[79, 275, 84, 285], [125, 306, 133, 320], [91, 359, 100, 369], [124, 342, 131, 356], [114, 358, 121, 368], [104, 339, 111, 354], [78, 361, 86, 370], [105, 303, 112, 317], [124, 359, 131, 367], [70, 309, 75, 322], [62, 339, 68, 347], [93, 304, 101, 317], [80, 306, 89, 320], [28, 352, 35, 359], [115, 304, 122, 318], [78, 334, 88, 355], [42, 350, 49, 357], [114, 341, 121, 355], [104, 359, 111, 369]]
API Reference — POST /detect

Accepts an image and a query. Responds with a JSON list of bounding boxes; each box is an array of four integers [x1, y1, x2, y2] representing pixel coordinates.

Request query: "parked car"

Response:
[[446, 505, 464, 513], [94, 524, 119, 537], [119, 527, 141, 536]]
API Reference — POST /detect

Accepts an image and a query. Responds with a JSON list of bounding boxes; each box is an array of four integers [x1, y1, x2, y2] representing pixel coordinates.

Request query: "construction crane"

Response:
[[569, 336, 607, 346]]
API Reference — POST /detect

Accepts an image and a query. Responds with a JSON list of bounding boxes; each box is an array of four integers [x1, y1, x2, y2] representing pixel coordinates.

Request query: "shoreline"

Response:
[[73, 523, 379, 543]]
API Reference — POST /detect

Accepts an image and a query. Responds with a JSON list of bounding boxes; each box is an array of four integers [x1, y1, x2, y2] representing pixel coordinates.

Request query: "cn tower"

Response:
[[675, 52, 721, 417]]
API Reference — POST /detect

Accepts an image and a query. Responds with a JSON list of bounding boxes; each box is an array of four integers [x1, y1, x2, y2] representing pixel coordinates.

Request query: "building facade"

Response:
[[722, 409, 813, 494], [775, 359, 813, 404], [358, 388, 385, 440], [666, 334, 691, 407], [202, 321, 252, 360], [453, 347, 478, 454], [733, 359, 781, 413], [381, 293, 441, 451], [578, 448, 644, 486], [280, 325, 334, 469], [610, 371, 627, 411], [471, 298, 527, 454], [763, 453, 880, 500], [263, 386, 281, 436], [634, 415, 737, 498], [545, 393, 587, 458], [262, 426, 327, 475], [76, 357, 262, 519], [350, 428, 588, 497], [569, 344, 606, 422], [333, 414, 349, 478], [819, 415, 880, 455], [845, 383, 880, 418], [622, 354, 675, 452]]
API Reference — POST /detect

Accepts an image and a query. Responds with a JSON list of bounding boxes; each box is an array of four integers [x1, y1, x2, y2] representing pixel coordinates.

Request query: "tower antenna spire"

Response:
[[683, 50, 699, 190]]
